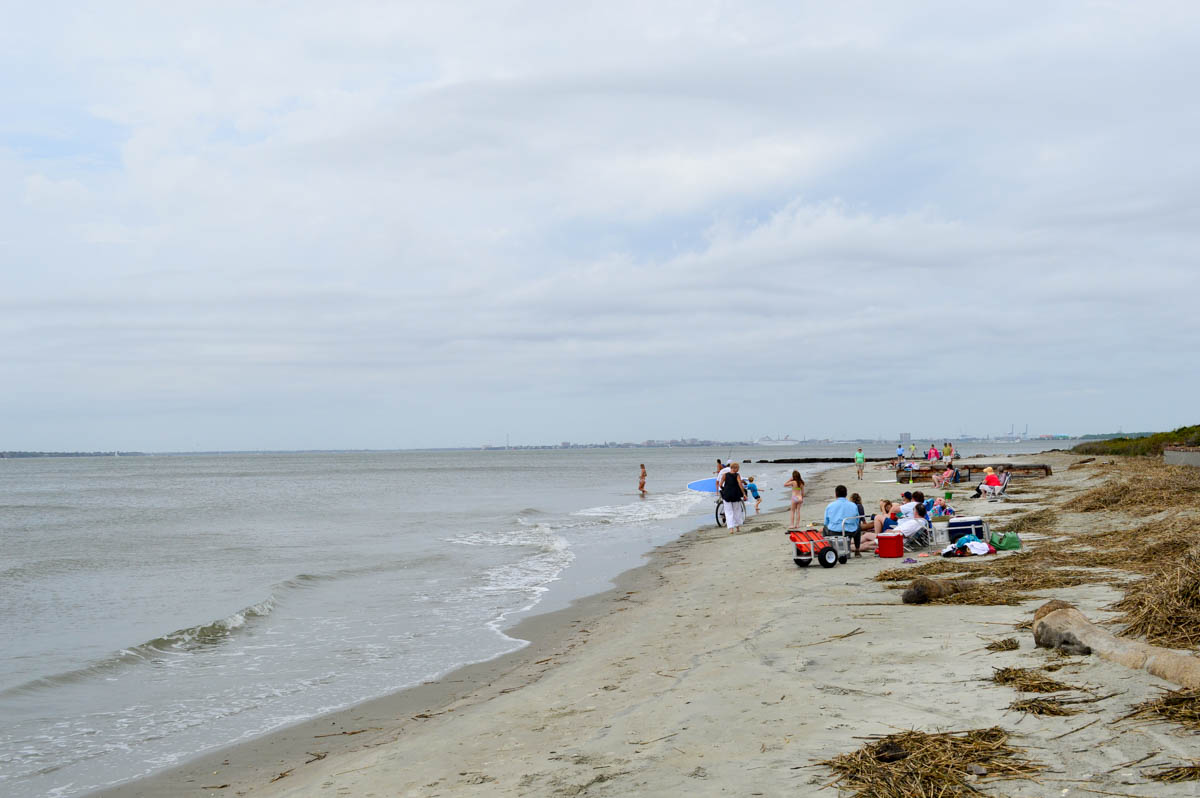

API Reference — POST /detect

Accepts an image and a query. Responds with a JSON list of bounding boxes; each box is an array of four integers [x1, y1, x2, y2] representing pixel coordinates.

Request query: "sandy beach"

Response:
[[98, 453, 1200, 797]]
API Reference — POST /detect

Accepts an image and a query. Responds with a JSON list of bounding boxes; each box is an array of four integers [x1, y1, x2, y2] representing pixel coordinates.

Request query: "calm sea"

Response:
[[0, 441, 1069, 796]]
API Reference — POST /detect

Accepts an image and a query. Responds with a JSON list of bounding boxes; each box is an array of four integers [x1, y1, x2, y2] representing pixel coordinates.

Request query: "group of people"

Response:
[[823, 486, 957, 555], [700, 450, 988, 538], [893, 441, 955, 467]]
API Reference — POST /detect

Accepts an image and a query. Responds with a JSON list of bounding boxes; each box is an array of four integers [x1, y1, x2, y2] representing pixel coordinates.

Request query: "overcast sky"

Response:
[[2, 1, 1197, 451]]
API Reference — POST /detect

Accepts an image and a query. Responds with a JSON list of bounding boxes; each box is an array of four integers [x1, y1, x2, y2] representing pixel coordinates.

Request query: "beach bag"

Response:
[[990, 531, 1022, 551]]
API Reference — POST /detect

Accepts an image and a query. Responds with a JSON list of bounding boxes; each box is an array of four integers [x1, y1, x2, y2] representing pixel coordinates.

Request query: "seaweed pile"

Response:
[[991, 666, 1078, 693], [1068, 460, 1200, 513], [821, 727, 1042, 798], [1110, 540, 1200, 649], [1121, 687, 1200, 731]]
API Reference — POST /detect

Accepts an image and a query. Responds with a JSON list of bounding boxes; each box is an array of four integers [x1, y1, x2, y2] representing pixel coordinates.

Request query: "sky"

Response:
[[2, 1, 1198, 451]]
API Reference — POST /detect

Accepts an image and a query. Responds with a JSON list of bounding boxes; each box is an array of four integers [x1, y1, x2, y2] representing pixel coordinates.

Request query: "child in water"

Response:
[[745, 476, 762, 514]]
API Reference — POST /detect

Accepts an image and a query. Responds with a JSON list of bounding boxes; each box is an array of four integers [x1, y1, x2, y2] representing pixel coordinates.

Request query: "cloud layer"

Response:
[[3, 2, 1198, 449]]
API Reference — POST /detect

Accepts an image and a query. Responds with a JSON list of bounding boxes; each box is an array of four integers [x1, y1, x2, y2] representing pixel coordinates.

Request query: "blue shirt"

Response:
[[824, 497, 860, 534], [746, 483, 760, 498]]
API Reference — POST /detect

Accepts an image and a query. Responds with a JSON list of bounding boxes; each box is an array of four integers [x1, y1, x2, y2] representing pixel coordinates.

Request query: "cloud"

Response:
[[1, 1, 1197, 449]]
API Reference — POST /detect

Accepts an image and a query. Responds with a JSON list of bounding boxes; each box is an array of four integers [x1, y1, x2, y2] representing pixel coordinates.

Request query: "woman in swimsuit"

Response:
[[784, 470, 805, 528]]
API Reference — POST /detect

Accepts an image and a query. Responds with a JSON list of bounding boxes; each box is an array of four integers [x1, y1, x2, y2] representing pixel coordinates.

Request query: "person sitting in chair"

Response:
[[971, 467, 1004, 498], [897, 503, 930, 545], [824, 485, 864, 555], [931, 465, 956, 488]]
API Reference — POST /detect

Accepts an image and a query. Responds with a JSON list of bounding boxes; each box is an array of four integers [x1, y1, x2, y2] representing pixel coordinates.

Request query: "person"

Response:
[[718, 461, 748, 533], [715, 459, 725, 475], [944, 441, 954, 461], [931, 465, 956, 488], [927, 444, 938, 461], [784, 470, 806, 528], [745, 476, 762, 514], [854, 447, 866, 480], [871, 500, 900, 535], [638, 464, 647, 496], [895, 444, 904, 463], [897, 490, 924, 519], [850, 492, 866, 522], [824, 485, 863, 554], [972, 467, 1004, 498], [897, 503, 931, 544]]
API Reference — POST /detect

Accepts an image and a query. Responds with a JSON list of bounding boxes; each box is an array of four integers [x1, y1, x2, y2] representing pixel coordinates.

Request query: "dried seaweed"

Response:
[[1007, 697, 1081, 716], [995, 508, 1058, 535], [1121, 687, 1200, 731], [1147, 762, 1200, 783], [991, 667, 1078, 693], [986, 638, 1019, 652], [1068, 461, 1200, 513], [1110, 541, 1200, 649], [821, 727, 1043, 798]]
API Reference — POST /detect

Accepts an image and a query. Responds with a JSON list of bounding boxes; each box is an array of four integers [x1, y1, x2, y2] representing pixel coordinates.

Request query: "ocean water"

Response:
[[0, 441, 1068, 797]]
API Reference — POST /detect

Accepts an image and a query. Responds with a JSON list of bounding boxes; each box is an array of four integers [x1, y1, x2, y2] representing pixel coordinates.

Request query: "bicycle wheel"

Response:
[[715, 502, 725, 527]]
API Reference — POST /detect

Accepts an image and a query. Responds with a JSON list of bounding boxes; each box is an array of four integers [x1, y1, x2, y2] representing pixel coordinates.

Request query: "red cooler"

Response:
[[877, 533, 904, 558]]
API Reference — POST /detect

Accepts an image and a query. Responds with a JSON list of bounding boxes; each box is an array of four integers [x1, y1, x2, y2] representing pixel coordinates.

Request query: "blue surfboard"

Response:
[[687, 477, 718, 493]]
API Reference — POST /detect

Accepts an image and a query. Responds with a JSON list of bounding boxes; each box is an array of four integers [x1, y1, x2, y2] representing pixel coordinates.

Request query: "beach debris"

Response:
[[305, 751, 327, 763], [985, 637, 1019, 652], [1033, 600, 1200, 688], [1110, 538, 1200, 650], [789, 627, 864, 648], [995, 508, 1059, 535], [200, 785, 229, 790], [991, 667, 1078, 693], [1068, 460, 1200, 513], [1007, 697, 1081, 716], [821, 726, 1043, 798], [270, 768, 294, 782], [1147, 761, 1200, 782], [1120, 687, 1200, 731], [314, 726, 381, 737]]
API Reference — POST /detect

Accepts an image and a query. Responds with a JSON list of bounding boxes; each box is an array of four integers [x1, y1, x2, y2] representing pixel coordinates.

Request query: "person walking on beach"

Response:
[[745, 476, 762, 514], [854, 447, 866, 480], [784, 470, 805, 529], [638, 464, 647, 496], [908, 442, 917, 459], [718, 462, 748, 534]]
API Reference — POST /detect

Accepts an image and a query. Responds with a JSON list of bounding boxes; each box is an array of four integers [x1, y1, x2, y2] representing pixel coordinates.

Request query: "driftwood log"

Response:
[[902, 577, 975, 604], [1032, 600, 1200, 689]]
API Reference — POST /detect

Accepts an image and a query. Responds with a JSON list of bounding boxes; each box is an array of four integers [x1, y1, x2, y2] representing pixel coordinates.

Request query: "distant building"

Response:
[[899, 432, 911, 442]]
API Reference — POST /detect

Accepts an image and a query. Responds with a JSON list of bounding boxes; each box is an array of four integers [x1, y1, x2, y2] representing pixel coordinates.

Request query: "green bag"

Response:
[[990, 531, 1022, 551]]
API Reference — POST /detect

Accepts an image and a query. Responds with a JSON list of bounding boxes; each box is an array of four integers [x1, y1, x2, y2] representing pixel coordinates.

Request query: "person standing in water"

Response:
[[784, 470, 805, 528], [638, 464, 647, 495]]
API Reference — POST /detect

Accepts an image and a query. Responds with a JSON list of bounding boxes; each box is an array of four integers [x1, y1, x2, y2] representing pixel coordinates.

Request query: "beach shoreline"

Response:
[[90, 482, 809, 798], [94, 454, 1200, 797]]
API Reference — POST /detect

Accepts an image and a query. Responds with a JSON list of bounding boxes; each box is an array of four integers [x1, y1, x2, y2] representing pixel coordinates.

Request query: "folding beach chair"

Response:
[[903, 521, 932, 551], [984, 472, 1012, 502]]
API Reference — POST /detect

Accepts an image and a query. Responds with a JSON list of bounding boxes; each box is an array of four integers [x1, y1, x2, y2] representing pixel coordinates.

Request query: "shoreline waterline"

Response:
[[87, 489, 811, 798]]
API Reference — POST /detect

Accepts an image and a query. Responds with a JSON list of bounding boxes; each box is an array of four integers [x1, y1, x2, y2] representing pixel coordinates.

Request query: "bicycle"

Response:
[[714, 497, 747, 527]]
